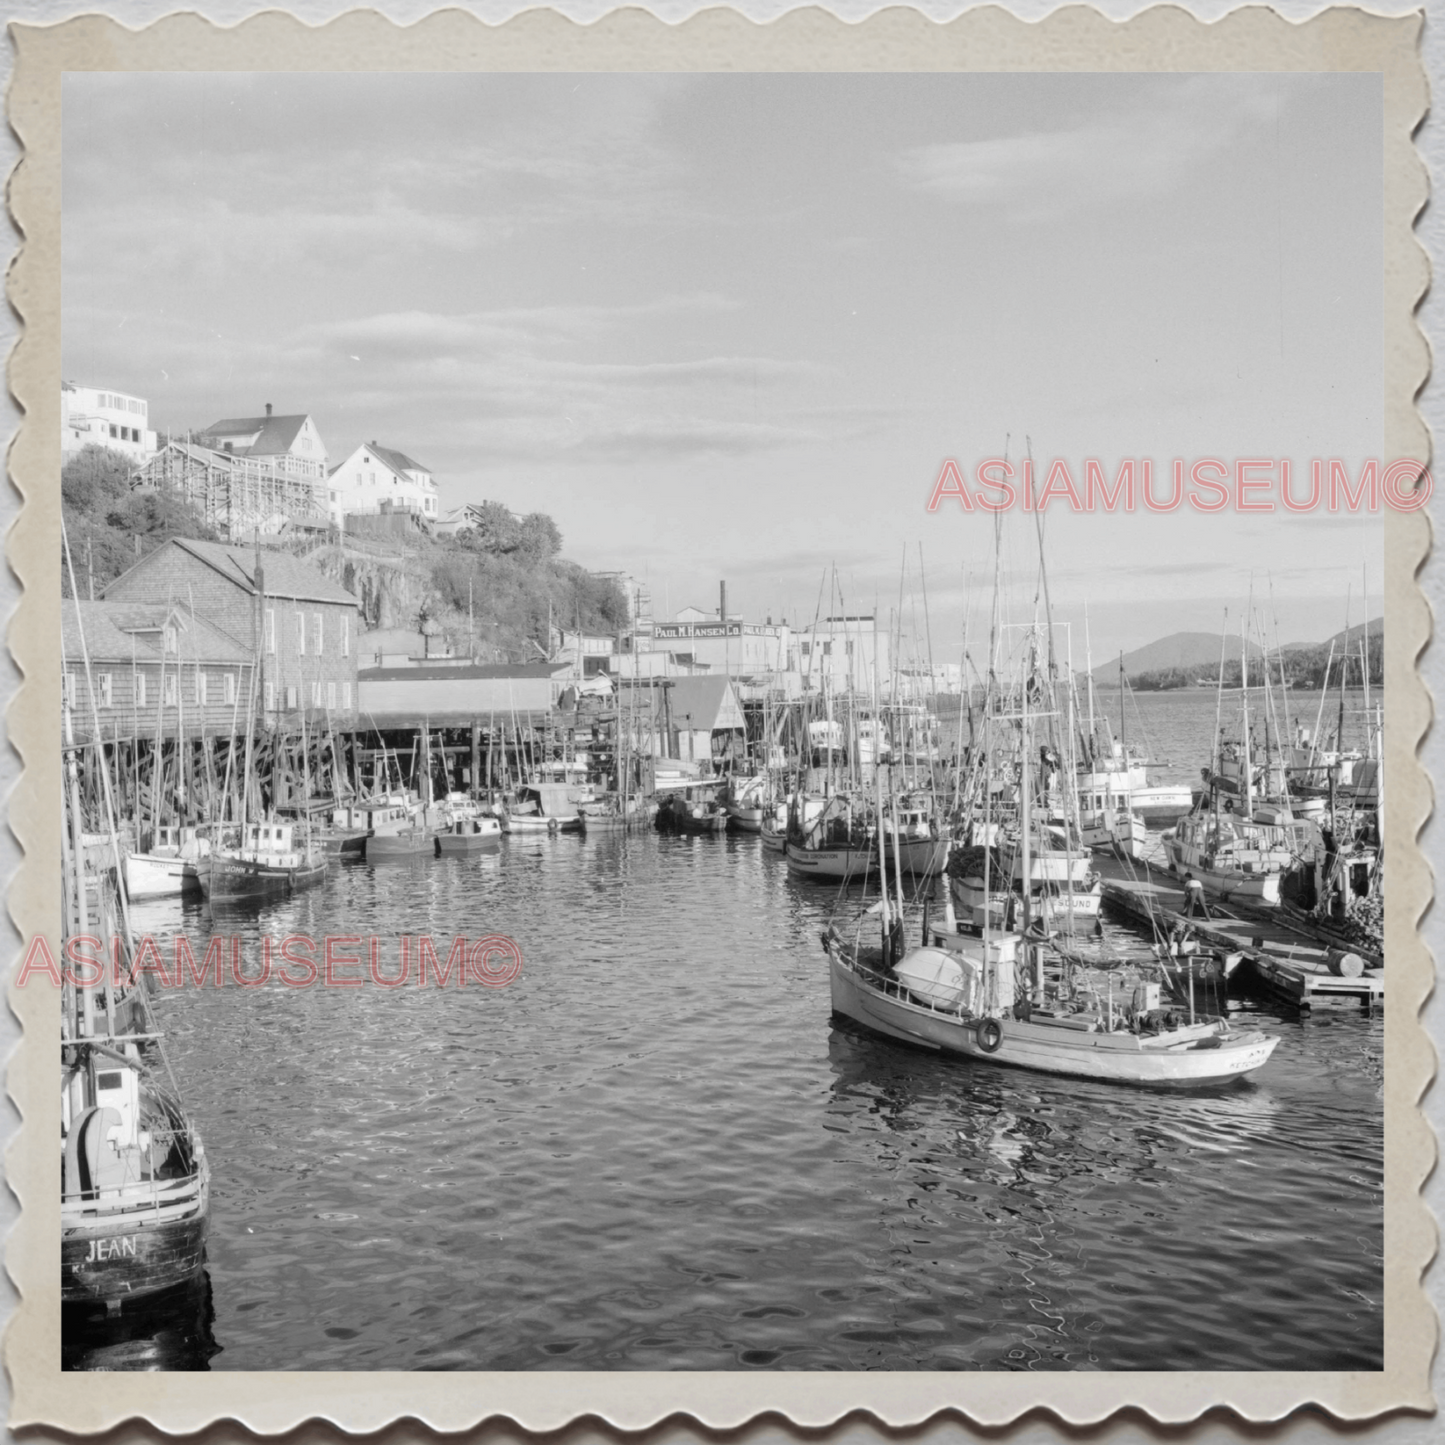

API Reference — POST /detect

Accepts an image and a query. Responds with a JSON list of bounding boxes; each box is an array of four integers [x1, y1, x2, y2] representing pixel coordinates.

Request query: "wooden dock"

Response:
[[1093, 856, 1384, 1011]]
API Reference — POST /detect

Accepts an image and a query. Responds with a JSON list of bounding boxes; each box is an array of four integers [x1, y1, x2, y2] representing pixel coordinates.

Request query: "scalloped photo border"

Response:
[[4, 4, 1434, 1433]]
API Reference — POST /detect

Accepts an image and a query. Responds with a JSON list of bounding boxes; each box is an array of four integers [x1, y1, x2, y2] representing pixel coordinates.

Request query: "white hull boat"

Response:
[[825, 932, 1279, 1088]]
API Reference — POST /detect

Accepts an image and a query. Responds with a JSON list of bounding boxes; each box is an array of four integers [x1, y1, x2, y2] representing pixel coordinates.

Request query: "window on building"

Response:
[[135, 673, 147, 709], [163, 625, 178, 654], [295, 611, 306, 656], [312, 681, 323, 707], [264, 681, 276, 713], [163, 673, 177, 707], [313, 613, 324, 655], [801, 641, 811, 656], [265, 608, 276, 654], [822, 641, 833, 656], [196, 671, 208, 707], [224, 673, 236, 706], [327, 681, 337, 710], [845, 640, 854, 657], [342, 682, 351, 710], [341, 616, 350, 657], [285, 685, 299, 711], [108, 424, 117, 438]]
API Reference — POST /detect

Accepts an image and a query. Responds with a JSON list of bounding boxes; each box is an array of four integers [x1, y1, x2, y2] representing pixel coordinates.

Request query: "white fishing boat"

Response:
[[827, 621, 1279, 1089], [825, 928, 1279, 1088], [1163, 809, 1294, 905], [123, 825, 211, 900], [877, 796, 949, 875], [784, 792, 874, 880], [724, 774, 773, 832]]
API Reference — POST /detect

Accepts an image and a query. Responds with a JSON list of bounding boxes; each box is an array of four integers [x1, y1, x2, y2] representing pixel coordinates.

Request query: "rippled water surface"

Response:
[[138, 717, 1382, 1371]]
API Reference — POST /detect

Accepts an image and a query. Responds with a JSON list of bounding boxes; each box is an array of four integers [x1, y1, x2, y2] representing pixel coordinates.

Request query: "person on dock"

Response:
[[1181, 874, 1212, 919]]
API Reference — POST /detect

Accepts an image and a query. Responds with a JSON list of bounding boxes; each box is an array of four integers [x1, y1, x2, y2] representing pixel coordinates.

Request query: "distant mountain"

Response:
[[1091, 632, 1262, 683], [1280, 617, 1383, 654]]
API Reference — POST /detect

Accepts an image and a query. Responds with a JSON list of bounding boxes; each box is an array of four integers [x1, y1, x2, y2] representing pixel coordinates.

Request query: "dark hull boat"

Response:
[[196, 823, 327, 903]]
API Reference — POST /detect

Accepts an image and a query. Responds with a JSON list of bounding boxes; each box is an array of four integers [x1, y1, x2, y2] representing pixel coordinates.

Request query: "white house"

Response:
[[328, 442, 439, 528], [194, 405, 327, 481], [62, 383, 158, 462]]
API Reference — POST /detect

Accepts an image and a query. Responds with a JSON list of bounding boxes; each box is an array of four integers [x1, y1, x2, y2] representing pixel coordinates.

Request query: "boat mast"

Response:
[[1241, 615, 1254, 820], [871, 615, 891, 960]]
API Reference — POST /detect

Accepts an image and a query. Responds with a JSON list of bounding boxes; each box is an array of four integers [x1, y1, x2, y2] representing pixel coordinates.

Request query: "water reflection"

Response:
[[63, 1270, 221, 1371]]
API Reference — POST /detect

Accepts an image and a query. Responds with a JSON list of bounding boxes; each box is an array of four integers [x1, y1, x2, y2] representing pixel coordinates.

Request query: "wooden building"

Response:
[[62, 599, 257, 745], [358, 662, 571, 729], [103, 537, 361, 727]]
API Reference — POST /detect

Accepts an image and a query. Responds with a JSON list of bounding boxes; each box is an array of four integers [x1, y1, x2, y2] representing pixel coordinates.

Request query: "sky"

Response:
[[62, 71, 1385, 659]]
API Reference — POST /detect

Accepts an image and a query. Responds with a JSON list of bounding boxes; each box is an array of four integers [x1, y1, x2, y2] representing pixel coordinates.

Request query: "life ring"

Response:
[[547, 818, 559, 834], [976, 1018, 1004, 1053]]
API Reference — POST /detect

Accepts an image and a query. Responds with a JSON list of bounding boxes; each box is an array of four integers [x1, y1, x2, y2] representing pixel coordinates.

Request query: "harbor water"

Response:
[[85, 691, 1383, 1371]]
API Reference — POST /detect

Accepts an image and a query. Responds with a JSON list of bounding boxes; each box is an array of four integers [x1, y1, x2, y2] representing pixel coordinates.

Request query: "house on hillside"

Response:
[[134, 439, 331, 538], [327, 442, 439, 529], [433, 501, 524, 538], [194, 405, 327, 483], [62, 382, 157, 462], [103, 537, 360, 726], [62, 597, 256, 745]]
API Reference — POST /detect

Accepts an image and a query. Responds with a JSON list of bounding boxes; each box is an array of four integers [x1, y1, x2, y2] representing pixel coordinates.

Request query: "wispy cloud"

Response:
[[896, 76, 1277, 219]]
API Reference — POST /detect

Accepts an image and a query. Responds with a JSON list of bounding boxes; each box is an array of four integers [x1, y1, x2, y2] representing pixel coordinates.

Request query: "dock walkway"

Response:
[[1092, 855, 1383, 1011]]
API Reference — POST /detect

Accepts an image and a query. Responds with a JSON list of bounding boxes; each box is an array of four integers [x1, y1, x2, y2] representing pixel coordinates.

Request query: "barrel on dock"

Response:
[[1326, 949, 1366, 978]]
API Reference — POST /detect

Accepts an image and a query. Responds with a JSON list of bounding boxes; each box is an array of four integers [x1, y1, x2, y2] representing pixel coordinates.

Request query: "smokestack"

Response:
[[265, 402, 273, 417], [719, 580, 727, 623]]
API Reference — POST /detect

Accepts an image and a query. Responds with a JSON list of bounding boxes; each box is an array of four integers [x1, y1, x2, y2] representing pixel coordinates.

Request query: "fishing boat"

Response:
[[760, 798, 789, 852], [503, 782, 583, 834], [1163, 808, 1295, 905], [723, 774, 773, 832], [60, 574, 212, 1313], [197, 821, 328, 900], [784, 793, 874, 880], [435, 815, 503, 854], [123, 825, 211, 900], [657, 791, 729, 833], [579, 793, 655, 831], [876, 794, 949, 875], [63, 1013, 212, 1311], [826, 611, 1279, 1088], [824, 926, 1278, 1087]]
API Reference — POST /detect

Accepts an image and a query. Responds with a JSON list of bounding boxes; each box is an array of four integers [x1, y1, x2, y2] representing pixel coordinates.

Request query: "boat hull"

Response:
[[760, 827, 786, 853], [827, 947, 1277, 1088], [366, 831, 436, 859], [1130, 786, 1195, 824], [124, 853, 201, 901], [435, 829, 501, 854], [198, 855, 327, 901], [62, 1173, 209, 1309], [879, 834, 950, 876], [786, 841, 872, 880]]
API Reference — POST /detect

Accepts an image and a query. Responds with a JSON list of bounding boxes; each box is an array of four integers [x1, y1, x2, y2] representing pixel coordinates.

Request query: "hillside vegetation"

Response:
[[61, 446, 628, 662]]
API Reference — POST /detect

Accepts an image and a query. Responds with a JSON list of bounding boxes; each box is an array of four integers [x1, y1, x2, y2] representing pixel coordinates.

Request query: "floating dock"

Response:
[[1093, 856, 1383, 1011]]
